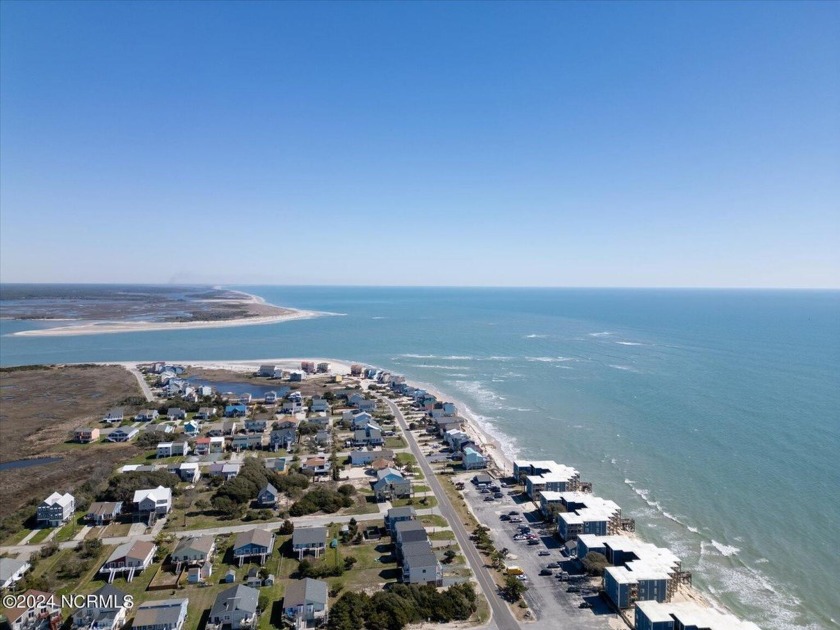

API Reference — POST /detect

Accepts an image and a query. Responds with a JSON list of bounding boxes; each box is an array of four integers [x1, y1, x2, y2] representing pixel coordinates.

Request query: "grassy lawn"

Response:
[[419, 514, 449, 528], [29, 527, 53, 544], [413, 485, 431, 493], [429, 530, 456, 541], [2, 528, 33, 545], [384, 436, 406, 449], [53, 520, 81, 542], [391, 496, 437, 509], [344, 496, 381, 516]]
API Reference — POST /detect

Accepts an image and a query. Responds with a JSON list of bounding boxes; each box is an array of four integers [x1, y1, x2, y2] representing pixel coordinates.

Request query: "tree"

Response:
[[279, 519, 294, 535], [501, 574, 527, 601], [443, 549, 457, 564], [581, 551, 610, 576]]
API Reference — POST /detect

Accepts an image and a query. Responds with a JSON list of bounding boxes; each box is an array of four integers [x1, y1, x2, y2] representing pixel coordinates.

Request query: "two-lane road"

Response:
[[383, 397, 520, 630]]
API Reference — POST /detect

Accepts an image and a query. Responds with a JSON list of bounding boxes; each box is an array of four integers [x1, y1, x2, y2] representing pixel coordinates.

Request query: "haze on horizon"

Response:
[[1, 2, 838, 289]]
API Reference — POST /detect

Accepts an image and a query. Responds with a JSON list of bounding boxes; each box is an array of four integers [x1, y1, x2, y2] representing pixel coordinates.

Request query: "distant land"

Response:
[[0, 284, 322, 336]]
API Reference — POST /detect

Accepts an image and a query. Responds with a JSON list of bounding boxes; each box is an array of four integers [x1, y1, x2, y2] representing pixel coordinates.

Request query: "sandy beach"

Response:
[[12, 291, 328, 337]]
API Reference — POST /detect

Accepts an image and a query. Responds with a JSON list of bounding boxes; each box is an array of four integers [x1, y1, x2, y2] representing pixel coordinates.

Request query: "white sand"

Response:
[[11, 290, 328, 337]]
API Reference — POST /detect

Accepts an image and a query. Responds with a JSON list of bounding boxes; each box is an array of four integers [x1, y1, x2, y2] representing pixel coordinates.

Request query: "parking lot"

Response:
[[455, 472, 624, 630]]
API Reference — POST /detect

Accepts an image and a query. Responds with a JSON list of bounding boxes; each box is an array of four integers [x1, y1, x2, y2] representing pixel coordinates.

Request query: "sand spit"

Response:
[[11, 291, 328, 337]]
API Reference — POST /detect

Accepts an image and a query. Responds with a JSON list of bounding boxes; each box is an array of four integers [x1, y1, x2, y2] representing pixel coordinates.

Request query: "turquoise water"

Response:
[[2, 286, 838, 628]]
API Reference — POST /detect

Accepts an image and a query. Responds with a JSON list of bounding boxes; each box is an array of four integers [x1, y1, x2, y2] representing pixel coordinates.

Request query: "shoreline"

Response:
[[92, 356, 733, 620], [10, 290, 329, 337]]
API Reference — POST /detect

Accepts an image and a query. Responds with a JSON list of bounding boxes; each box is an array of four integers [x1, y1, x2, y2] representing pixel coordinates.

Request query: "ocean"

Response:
[[1, 286, 838, 629]]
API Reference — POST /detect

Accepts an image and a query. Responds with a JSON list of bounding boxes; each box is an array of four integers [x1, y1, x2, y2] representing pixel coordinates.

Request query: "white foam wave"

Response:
[[410, 364, 472, 371], [525, 356, 575, 363], [709, 540, 740, 557], [397, 353, 474, 360], [524, 334, 548, 338], [371, 316, 387, 320], [608, 364, 640, 372], [615, 341, 645, 346], [589, 331, 612, 337]]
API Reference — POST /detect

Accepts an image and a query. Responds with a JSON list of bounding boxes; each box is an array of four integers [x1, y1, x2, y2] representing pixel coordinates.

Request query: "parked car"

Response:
[[528, 539, 540, 546], [493, 492, 503, 498], [516, 574, 528, 581], [579, 601, 593, 609], [509, 517, 522, 523], [539, 569, 553, 576], [484, 496, 495, 502], [546, 562, 560, 568], [508, 510, 519, 516], [500, 514, 510, 521], [538, 550, 550, 556]]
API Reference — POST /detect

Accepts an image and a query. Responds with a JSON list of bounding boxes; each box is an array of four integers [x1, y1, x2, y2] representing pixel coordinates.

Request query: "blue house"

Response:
[[462, 447, 487, 470], [225, 404, 248, 417]]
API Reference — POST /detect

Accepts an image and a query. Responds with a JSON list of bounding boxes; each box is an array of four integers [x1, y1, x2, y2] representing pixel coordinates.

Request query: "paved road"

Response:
[[0, 508, 445, 557], [127, 366, 155, 402], [383, 397, 519, 630]]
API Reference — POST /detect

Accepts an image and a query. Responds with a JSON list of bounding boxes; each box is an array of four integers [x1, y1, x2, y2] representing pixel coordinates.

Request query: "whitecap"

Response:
[[524, 334, 548, 338], [589, 331, 612, 337], [709, 540, 740, 557], [615, 341, 645, 346]]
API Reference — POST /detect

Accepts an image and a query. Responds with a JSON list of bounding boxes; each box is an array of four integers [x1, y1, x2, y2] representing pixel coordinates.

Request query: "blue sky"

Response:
[[1, 1, 838, 287]]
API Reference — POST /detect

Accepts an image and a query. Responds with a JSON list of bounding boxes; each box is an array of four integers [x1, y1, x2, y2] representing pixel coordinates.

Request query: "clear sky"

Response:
[[1, 1, 838, 288]]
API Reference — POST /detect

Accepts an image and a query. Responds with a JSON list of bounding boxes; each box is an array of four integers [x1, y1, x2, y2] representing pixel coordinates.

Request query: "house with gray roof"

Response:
[[385, 506, 416, 534], [37, 492, 75, 527], [291, 526, 327, 559], [171, 536, 215, 570], [85, 501, 123, 526], [402, 543, 442, 586], [256, 483, 279, 507], [71, 584, 130, 630], [283, 578, 328, 628], [0, 557, 30, 591], [207, 585, 259, 630], [232, 529, 274, 566], [132, 599, 188, 630]]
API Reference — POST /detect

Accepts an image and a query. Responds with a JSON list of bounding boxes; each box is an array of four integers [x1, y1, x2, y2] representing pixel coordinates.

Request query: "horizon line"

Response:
[[0, 282, 838, 291]]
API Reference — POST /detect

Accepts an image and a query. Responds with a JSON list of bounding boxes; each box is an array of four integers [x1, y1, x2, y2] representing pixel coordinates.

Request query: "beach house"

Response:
[[349, 448, 394, 466], [99, 540, 156, 582], [74, 427, 100, 443], [269, 427, 297, 451], [171, 536, 215, 571], [135, 409, 159, 422], [462, 446, 487, 470], [292, 526, 327, 559], [133, 486, 172, 523], [208, 462, 241, 480], [3, 589, 61, 630], [283, 578, 329, 629], [0, 558, 30, 591], [207, 585, 259, 630], [231, 434, 264, 450], [232, 529, 275, 566], [224, 403, 248, 417], [402, 542, 442, 585], [257, 483, 279, 507], [71, 584, 131, 630], [385, 506, 416, 534], [175, 462, 200, 483], [513, 459, 581, 499], [373, 468, 410, 501], [107, 427, 138, 442], [85, 501, 123, 526], [156, 441, 189, 458], [132, 599, 188, 630], [195, 406, 216, 420], [103, 407, 125, 424], [37, 492, 75, 527]]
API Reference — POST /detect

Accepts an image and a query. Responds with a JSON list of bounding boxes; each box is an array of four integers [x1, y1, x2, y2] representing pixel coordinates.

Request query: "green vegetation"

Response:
[[289, 486, 354, 516], [100, 470, 178, 503], [501, 574, 528, 602], [212, 459, 308, 518], [581, 551, 611, 576], [327, 583, 478, 630]]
